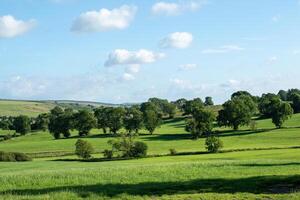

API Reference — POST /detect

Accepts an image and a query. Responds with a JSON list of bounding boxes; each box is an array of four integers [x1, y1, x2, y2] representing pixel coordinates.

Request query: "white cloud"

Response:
[[160, 32, 193, 49], [121, 73, 135, 81], [0, 15, 36, 38], [126, 64, 140, 73], [268, 56, 278, 64], [201, 45, 244, 54], [152, 1, 203, 16], [105, 49, 165, 67], [179, 63, 197, 70], [71, 5, 137, 33]]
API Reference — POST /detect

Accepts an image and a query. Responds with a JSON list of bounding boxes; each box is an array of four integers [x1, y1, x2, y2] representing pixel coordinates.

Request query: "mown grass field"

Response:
[[0, 105, 300, 199]]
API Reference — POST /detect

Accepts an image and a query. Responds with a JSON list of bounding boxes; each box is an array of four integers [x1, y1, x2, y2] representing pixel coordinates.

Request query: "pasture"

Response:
[[0, 108, 300, 199]]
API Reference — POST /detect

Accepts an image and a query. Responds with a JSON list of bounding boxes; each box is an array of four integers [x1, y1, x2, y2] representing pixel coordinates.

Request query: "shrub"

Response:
[[0, 151, 32, 162], [107, 137, 148, 158], [205, 136, 223, 153], [130, 141, 148, 158], [75, 139, 94, 159], [169, 148, 177, 155], [103, 149, 113, 159], [13, 152, 32, 161]]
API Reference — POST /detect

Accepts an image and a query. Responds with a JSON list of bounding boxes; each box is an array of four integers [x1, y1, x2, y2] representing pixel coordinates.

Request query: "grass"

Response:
[[0, 100, 54, 117], [0, 104, 300, 199], [1, 114, 300, 156], [0, 149, 300, 199]]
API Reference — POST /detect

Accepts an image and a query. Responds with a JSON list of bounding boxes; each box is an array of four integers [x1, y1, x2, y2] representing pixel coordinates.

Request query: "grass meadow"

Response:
[[0, 110, 300, 199]]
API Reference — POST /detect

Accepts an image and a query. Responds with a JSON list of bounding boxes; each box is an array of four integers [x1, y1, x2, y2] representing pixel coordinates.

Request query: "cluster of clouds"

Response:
[[0, 1, 202, 38], [2, 1, 299, 103]]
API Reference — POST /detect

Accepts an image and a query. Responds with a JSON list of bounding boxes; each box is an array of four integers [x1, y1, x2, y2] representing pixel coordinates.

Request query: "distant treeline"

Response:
[[0, 88, 299, 140]]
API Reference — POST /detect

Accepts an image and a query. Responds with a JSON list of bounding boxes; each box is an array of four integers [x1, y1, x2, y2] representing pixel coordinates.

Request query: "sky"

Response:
[[0, 0, 300, 104]]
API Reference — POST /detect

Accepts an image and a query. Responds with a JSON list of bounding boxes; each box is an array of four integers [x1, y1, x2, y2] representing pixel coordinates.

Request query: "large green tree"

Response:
[[183, 98, 204, 115], [13, 115, 31, 135], [217, 95, 257, 130], [48, 107, 74, 139], [143, 110, 161, 134], [106, 107, 125, 134], [185, 107, 216, 139], [74, 110, 97, 136], [94, 107, 109, 134], [33, 113, 50, 131], [124, 107, 144, 134]]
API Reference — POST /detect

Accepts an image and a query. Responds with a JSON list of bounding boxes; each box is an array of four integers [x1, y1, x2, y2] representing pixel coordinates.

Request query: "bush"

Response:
[[169, 148, 177, 155], [13, 152, 32, 161], [103, 149, 113, 159], [0, 151, 32, 162], [131, 141, 148, 158], [107, 137, 148, 158], [205, 136, 223, 153], [75, 139, 94, 159]]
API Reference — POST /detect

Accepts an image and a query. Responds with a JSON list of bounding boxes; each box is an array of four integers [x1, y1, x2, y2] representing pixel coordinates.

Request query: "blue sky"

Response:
[[0, 0, 300, 103]]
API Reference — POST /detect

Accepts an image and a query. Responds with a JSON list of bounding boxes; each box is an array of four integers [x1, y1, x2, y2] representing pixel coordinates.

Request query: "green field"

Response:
[[0, 100, 54, 117], [0, 106, 300, 199]]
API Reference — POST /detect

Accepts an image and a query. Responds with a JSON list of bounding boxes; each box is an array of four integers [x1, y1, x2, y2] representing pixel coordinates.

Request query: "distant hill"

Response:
[[0, 99, 134, 117]]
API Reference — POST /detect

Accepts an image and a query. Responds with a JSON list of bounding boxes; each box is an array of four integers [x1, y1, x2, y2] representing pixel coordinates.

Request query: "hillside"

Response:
[[0, 113, 300, 199], [0, 99, 131, 117]]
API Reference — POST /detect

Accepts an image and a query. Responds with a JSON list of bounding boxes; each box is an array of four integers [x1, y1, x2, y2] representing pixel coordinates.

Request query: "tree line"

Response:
[[1, 88, 299, 140]]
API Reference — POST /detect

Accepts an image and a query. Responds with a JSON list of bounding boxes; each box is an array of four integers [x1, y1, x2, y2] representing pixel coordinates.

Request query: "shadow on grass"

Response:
[[215, 128, 276, 138], [1, 175, 300, 197], [237, 162, 300, 167], [142, 133, 191, 141]]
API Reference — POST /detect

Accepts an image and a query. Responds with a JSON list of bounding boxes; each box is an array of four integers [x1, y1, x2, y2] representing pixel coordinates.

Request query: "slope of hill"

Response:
[[0, 99, 134, 117], [0, 113, 300, 199], [0, 100, 55, 117]]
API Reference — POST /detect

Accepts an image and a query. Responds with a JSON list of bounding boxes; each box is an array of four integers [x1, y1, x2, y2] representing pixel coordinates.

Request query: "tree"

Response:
[[13, 115, 31, 135], [124, 107, 143, 134], [140, 102, 160, 115], [287, 88, 300, 101], [74, 110, 97, 137], [94, 107, 109, 134], [205, 136, 223, 153], [163, 102, 176, 118], [185, 107, 215, 139], [270, 101, 293, 128], [292, 94, 300, 113], [143, 110, 161, 134], [75, 139, 94, 159], [259, 93, 279, 118], [278, 90, 288, 101], [217, 95, 257, 130], [106, 107, 125, 134], [183, 98, 204, 115], [231, 91, 252, 99], [48, 107, 74, 139], [34, 113, 50, 131], [174, 98, 187, 112], [204, 97, 214, 106]]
